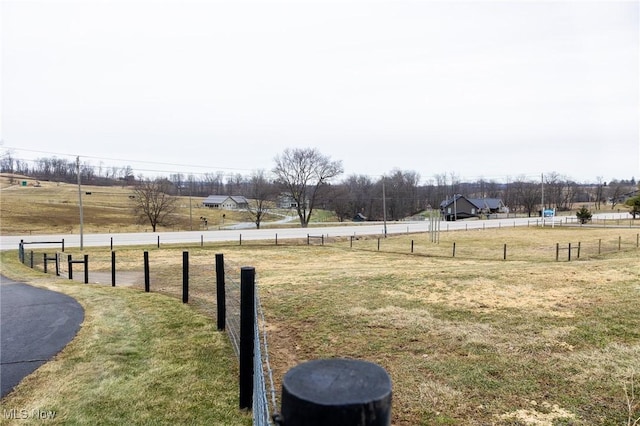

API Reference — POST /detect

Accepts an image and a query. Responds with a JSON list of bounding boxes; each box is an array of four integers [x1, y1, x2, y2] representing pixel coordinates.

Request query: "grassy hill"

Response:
[[0, 174, 263, 235]]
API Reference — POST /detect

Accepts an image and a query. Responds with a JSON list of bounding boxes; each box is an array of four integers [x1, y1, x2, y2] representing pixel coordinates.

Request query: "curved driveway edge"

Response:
[[1, 276, 84, 398]]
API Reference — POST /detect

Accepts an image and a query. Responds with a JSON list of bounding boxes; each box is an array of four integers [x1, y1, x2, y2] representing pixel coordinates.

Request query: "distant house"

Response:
[[203, 195, 249, 210], [609, 190, 639, 206], [277, 193, 309, 210], [277, 193, 298, 209], [353, 212, 367, 222], [440, 195, 507, 221]]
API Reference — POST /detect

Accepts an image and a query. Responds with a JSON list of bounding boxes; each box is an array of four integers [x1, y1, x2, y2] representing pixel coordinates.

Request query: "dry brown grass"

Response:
[[0, 176, 257, 235], [46, 225, 640, 425]]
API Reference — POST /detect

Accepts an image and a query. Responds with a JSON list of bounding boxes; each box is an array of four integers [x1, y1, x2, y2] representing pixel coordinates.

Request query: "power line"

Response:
[[1, 146, 263, 175]]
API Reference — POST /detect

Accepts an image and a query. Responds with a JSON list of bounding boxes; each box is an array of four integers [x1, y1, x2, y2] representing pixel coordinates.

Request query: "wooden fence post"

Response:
[[279, 358, 392, 426], [84, 254, 89, 284], [111, 251, 116, 287], [182, 251, 189, 303], [144, 251, 150, 292], [239, 266, 255, 410], [215, 253, 225, 331]]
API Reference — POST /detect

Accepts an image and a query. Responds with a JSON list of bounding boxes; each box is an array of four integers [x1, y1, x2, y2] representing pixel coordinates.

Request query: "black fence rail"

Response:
[[17, 245, 278, 425]]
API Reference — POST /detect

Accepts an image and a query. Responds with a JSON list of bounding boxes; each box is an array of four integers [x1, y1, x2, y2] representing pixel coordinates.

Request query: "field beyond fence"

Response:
[[14, 225, 640, 425]]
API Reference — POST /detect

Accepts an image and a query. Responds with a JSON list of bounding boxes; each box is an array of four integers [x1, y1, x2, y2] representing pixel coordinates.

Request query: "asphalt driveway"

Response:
[[1, 276, 84, 398]]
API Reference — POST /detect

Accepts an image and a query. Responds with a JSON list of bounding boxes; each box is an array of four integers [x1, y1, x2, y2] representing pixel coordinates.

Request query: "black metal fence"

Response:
[[17, 244, 277, 425]]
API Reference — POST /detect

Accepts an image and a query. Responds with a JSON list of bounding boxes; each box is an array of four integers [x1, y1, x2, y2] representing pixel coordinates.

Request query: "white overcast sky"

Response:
[[1, 0, 639, 183]]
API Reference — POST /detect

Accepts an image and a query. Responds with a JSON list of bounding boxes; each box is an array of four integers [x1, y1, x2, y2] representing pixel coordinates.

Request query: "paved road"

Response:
[[0, 213, 633, 251], [0, 276, 84, 398]]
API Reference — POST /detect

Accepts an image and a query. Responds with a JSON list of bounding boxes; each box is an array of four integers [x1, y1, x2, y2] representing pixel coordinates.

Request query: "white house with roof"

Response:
[[203, 195, 249, 210]]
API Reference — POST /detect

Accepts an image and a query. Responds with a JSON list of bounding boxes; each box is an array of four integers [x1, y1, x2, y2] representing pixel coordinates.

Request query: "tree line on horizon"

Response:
[[1, 148, 637, 228]]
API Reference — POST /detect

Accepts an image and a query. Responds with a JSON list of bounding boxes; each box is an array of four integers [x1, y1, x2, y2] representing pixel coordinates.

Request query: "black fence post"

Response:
[[215, 254, 226, 331], [110, 237, 113, 251], [30, 251, 34, 269], [556, 243, 559, 261], [55, 253, 59, 276], [239, 266, 255, 410], [279, 358, 392, 426], [239, 234, 242, 246], [111, 251, 116, 287], [62, 239, 65, 252], [68, 254, 73, 280], [350, 235, 353, 248], [577, 242, 581, 259], [503, 243, 507, 261], [144, 251, 150, 292], [275, 233, 278, 246], [377, 238, 380, 251], [44, 253, 48, 273], [307, 234, 310, 245], [619, 236, 622, 251], [568, 243, 572, 262], [157, 235, 160, 249], [182, 251, 189, 304], [84, 254, 89, 284], [452, 242, 456, 258]]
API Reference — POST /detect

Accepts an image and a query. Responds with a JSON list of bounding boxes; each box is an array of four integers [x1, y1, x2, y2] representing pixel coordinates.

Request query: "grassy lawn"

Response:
[[213, 227, 640, 425], [7, 226, 638, 425], [0, 253, 252, 426]]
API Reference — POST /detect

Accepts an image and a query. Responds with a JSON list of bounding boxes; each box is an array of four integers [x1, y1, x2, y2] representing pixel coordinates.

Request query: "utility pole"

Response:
[[541, 173, 545, 226], [453, 194, 458, 221], [189, 176, 193, 231], [77, 156, 84, 250], [382, 176, 387, 237]]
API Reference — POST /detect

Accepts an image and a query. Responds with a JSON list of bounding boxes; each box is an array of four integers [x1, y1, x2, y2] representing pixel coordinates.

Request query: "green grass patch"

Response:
[[0, 252, 251, 426]]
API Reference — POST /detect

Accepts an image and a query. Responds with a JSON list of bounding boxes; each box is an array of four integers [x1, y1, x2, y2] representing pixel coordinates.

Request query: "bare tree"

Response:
[[246, 170, 275, 229], [593, 177, 606, 210], [323, 174, 378, 221], [384, 169, 422, 220], [131, 178, 179, 232], [513, 177, 541, 217], [324, 183, 353, 222], [608, 180, 632, 209], [273, 147, 343, 227]]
